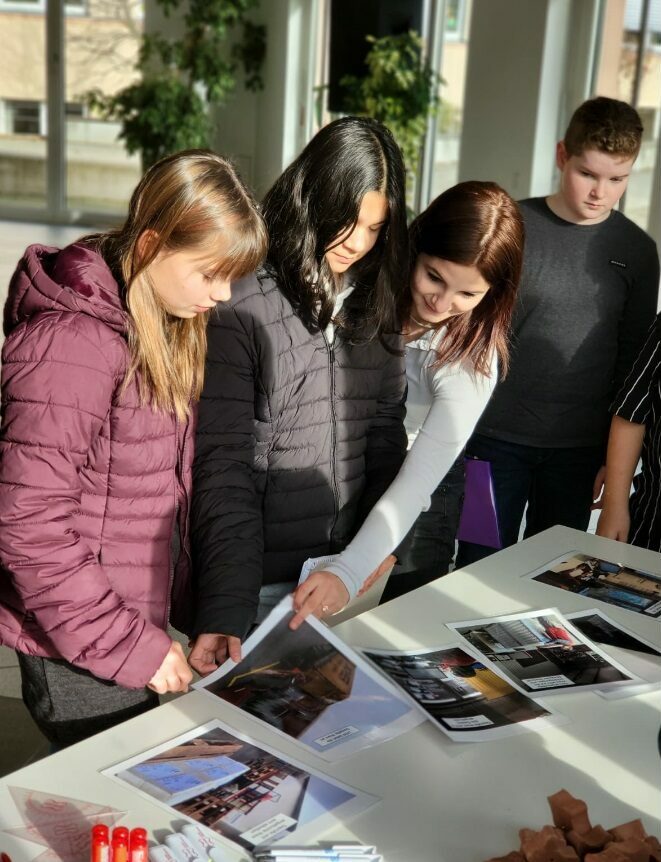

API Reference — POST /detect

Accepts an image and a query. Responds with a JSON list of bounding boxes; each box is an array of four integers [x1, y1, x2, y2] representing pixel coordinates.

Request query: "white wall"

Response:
[[458, 0, 574, 199], [213, 0, 320, 199]]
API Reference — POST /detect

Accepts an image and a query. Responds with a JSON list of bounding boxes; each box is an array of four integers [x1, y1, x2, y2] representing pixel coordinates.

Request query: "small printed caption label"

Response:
[[315, 725, 360, 747], [524, 674, 573, 690], [444, 715, 494, 729], [240, 813, 297, 846]]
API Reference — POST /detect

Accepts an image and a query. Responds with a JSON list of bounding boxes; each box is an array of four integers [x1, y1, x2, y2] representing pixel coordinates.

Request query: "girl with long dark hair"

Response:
[[291, 181, 524, 621], [189, 116, 409, 672]]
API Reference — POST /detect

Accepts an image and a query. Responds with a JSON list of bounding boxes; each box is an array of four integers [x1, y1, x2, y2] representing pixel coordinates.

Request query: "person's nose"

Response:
[[432, 289, 452, 314], [590, 179, 607, 200], [211, 279, 231, 302], [342, 226, 368, 256]]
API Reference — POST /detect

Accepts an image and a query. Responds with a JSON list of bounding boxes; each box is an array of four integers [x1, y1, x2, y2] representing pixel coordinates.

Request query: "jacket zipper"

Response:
[[164, 414, 179, 628], [322, 331, 340, 536]]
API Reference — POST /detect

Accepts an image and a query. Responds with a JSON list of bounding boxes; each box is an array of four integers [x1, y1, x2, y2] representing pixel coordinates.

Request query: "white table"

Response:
[[1, 526, 660, 862]]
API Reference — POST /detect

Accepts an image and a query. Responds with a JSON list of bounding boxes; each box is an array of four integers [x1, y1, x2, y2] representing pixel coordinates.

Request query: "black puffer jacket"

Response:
[[191, 271, 407, 639]]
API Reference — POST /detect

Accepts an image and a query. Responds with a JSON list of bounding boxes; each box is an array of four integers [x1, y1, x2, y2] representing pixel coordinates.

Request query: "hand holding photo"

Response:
[[446, 608, 639, 697], [193, 596, 424, 760]]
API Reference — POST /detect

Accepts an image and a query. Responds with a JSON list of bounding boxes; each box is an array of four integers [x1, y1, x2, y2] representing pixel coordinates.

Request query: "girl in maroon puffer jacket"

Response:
[[0, 150, 266, 747]]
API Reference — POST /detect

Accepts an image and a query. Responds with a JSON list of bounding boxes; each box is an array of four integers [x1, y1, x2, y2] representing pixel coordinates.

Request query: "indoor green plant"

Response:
[[86, 0, 266, 170], [340, 31, 441, 180]]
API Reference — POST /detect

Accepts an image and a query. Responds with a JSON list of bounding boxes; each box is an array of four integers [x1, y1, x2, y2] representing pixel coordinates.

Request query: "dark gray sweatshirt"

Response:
[[476, 197, 660, 448]]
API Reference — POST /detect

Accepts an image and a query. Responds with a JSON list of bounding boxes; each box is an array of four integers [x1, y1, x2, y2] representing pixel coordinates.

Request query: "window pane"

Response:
[[430, 0, 472, 196], [593, 0, 661, 231], [0, 5, 46, 209], [65, 0, 143, 215]]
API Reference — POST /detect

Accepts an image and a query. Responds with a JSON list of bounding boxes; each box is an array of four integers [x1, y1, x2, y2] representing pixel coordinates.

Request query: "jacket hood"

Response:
[[3, 242, 128, 338]]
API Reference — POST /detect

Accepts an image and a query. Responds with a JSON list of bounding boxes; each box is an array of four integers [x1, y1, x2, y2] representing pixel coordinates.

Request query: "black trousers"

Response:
[[381, 455, 465, 603], [456, 433, 604, 568]]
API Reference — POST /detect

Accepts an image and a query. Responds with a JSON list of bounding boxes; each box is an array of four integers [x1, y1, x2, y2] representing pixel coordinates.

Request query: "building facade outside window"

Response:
[[0, 0, 142, 218], [593, 0, 661, 232]]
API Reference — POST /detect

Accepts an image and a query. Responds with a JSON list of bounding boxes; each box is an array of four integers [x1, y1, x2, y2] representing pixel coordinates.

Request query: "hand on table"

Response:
[[357, 554, 397, 597], [290, 571, 350, 630], [147, 640, 193, 694], [188, 632, 242, 675]]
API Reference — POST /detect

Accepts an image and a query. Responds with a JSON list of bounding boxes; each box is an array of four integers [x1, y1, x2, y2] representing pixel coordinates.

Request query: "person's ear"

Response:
[[136, 229, 160, 266], [556, 141, 569, 171]]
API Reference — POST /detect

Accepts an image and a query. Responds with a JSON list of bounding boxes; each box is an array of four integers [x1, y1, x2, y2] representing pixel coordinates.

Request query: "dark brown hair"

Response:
[[563, 97, 643, 159], [407, 181, 524, 377]]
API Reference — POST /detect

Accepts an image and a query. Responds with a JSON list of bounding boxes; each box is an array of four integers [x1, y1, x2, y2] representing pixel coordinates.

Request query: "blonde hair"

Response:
[[99, 149, 267, 419]]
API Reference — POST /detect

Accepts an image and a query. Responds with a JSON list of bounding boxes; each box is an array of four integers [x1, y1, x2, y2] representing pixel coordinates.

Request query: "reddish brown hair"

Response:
[[406, 181, 524, 377], [564, 97, 643, 159]]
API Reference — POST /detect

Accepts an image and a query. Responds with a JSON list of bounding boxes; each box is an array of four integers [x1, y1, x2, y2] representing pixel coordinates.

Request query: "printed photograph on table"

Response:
[[565, 608, 661, 700], [447, 608, 639, 696], [193, 596, 424, 760], [361, 643, 565, 741], [103, 719, 378, 854], [526, 552, 661, 618]]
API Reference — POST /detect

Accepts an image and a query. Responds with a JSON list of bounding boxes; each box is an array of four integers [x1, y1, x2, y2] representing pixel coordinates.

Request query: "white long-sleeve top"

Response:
[[325, 326, 498, 597]]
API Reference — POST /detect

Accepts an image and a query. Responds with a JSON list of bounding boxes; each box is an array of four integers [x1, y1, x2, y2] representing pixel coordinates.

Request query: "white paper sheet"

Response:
[[193, 596, 425, 760]]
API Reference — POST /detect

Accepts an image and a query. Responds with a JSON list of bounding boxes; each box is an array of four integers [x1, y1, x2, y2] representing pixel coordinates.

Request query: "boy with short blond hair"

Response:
[[457, 97, 660, 566]]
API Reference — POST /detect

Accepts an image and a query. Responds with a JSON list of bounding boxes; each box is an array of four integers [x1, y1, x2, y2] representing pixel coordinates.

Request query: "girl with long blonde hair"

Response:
[[0, 149, 266, 747]]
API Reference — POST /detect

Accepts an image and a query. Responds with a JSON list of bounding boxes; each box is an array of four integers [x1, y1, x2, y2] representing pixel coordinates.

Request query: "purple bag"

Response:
[[456, 457, 502, 548]]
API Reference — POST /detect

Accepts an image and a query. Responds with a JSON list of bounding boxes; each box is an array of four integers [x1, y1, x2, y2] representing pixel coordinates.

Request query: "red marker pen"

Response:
[[130, 828, 148, 862], [91, 824, 109, 862], [111, 827, 129, 862]]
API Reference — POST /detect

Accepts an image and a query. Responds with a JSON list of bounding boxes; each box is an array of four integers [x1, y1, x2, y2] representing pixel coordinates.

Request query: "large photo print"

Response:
[[194, 597, 423, 760], [447, 608, 638, 696], [103, 720, 377, 853], [362, 643, 563, 741], [526, 553, 661, 618]]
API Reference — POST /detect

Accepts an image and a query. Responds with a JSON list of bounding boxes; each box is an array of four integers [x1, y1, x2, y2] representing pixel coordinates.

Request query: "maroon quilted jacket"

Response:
[[0, 243, 195, 688]]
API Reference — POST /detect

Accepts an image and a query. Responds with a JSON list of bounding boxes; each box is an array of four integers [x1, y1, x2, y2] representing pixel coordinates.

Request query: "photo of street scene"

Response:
[[363, 644, 558, 741], [107, 721, 373, 852], [196, 602, 421, 759], [528, 553, 661, 618], [448, 609, 636, 696]]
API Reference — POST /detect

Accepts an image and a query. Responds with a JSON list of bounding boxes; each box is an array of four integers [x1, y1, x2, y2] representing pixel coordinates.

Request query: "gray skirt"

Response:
[[18, 653, 158, 748]]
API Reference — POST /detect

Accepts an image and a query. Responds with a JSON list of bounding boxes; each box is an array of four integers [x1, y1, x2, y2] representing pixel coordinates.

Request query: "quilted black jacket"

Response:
[[191, 271, 407, 639]]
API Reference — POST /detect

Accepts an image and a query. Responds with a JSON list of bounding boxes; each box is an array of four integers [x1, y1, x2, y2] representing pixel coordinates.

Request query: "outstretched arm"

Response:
[[292, 356, 497, 626], [596, 416, 644, 542], [190, 299, 263, 667]]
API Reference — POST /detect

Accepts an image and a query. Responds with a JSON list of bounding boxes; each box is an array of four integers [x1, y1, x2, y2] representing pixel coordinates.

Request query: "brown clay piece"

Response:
[[609, 837, 653, 862], [609, 821, 647, 843], [548, 790, 592, 834], [644, 836, 661, 862], [520, 825, 580, 862], [566, 825, 612, 856], [584, 846, 629, 861]]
